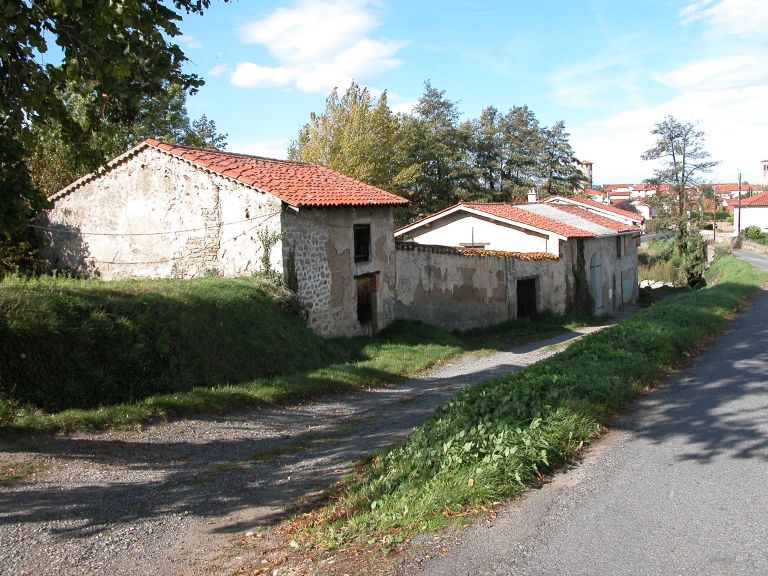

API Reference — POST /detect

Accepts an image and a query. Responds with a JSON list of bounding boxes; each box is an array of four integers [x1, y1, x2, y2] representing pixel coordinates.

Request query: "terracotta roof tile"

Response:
[[461, 203, 595, 238], [739, 189, 768, 206], [142, 139, 408, 207], [550, 204, 640, 233], [543, 195, 644, 223]]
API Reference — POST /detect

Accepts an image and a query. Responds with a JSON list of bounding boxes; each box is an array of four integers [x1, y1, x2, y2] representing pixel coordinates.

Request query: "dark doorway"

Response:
[[356, 274, 377, 326], [517, 278, 537, 319]]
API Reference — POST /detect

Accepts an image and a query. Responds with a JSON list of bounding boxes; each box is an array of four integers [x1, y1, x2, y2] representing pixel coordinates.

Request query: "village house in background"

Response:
[[593, 159, 768, 227], [734, 189, 768, 232], [395, 197, 642, 318]]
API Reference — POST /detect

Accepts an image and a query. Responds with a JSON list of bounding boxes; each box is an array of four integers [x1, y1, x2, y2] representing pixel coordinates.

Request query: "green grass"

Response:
[[0, 274, 342, 412], [0, 274, 589, 433], [293, 256, 766, 550], [638, 239, 681, 284]]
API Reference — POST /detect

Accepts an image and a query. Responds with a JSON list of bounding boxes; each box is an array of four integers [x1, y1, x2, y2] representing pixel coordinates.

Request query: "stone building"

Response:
[[394, 198, 642, 316], [43, 139, 407, 337]]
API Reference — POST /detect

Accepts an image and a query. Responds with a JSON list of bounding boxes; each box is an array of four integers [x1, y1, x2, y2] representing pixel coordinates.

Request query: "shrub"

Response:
[[742, 226, 767, 243]]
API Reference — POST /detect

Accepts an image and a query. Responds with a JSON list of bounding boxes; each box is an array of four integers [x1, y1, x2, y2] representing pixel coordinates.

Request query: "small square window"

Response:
[[354, 224, 371, 263]]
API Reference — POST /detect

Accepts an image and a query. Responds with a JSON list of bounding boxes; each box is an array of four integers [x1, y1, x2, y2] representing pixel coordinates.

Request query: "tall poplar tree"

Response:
[[289, 82, 419, 195]]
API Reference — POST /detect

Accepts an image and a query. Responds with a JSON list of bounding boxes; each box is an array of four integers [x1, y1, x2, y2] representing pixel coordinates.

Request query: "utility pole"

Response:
[[713, 189, 717, 243], [737, 172, 742, 239]]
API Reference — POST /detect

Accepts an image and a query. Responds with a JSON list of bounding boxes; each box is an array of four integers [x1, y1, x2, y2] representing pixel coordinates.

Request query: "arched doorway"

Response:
[[590, 253, 603, 314]]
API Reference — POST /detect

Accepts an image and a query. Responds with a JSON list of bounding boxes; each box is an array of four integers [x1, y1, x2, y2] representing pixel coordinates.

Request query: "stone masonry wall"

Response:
[[579, 234, 639, 313], [282, 206, 396, 338], [394, 243, 569, 331], [44, 147, 284, 279]]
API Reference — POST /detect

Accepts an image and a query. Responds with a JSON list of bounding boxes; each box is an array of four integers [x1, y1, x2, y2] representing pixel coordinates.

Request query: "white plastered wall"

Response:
[[403, 212, 556, 255]]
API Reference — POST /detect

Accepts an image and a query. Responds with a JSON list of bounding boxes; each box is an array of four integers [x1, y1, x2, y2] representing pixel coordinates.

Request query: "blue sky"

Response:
[[176, 0, 768, 185]]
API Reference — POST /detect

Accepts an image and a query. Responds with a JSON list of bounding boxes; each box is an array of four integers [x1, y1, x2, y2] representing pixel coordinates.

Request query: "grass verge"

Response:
[[0, 298, 589, 433], [288, 256, 765, 552]]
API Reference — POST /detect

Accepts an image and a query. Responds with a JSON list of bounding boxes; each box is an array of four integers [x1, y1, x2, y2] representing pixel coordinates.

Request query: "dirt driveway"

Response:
[[0, 323, 618, 576]]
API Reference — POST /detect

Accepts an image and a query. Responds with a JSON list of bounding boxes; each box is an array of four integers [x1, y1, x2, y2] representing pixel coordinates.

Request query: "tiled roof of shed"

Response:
[[145, 140, 408, 207], [550, 204, 640, 233], [396, 201, 631, 240], [739, 189, 768, 206], [51, 139, 408, 207], [517, 204, 623, 236], [461, 203, 594, 238], [543, 195, 644, 223]]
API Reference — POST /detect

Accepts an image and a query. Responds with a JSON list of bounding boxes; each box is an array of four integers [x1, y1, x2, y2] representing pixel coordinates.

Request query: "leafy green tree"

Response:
[[539, 121, 585, 197], [403, 82, 475, 219], [288, 82, 418, 195], [642, 116, 717, 285], [1, 0, 226, 242], [500, 106, 546, 199], [470, 106, 504, 199], [642, 116, 717, 266]]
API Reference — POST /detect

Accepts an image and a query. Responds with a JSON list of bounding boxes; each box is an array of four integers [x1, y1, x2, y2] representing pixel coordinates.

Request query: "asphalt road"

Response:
[[409, 252, 768, 576]]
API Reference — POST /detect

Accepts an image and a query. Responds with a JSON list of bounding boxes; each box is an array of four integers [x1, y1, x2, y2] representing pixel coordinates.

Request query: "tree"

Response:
[[470, 106, 504, 199], [642, 116, 717, 285], [403, 81, 475, 219], [289, 82, 419, 196], [1, 0, 226, 241], [500, 106, 546, 199], [538, 121, 585, 197]]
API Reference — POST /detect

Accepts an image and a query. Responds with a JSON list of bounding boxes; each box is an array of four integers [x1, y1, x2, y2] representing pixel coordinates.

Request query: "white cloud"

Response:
[[549, 39, 651, 111], [680, 0, 768, 36], [238, 0, 378, 63], [571, 84, 768, 184], [208, 64, 229, 78], [227, 139, 290, 160], [231, 62, 300, 88], [231, 0, 406, 93], [656, 55, 768, 91], [177, 34, 202, 49]]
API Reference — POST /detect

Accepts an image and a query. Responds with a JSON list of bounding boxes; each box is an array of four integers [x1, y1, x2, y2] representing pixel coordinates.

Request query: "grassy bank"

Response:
[[0, 275, 341, 411], [638, 239, 680, 284], [293, 256, 765, 550], [0, 274, 586, 433]]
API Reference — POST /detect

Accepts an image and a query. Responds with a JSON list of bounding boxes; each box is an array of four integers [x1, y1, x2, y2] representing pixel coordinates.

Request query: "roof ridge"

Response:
[[143, 139, 315, 167]]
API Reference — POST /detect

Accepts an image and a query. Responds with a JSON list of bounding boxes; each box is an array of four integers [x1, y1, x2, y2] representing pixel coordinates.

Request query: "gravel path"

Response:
[[0, 321, 622, 576]]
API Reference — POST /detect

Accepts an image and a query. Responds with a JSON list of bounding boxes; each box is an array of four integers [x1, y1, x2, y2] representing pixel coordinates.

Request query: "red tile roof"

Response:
[[396, 202, 597, 239], [461, 203, 594, 238], [712, 183, 741, 194], [739, 189, 768, 206], [144, 140, 408, 207], [52, 139, 408, 207], [552, 204, 639, 233], [543, 195, 644, 223]]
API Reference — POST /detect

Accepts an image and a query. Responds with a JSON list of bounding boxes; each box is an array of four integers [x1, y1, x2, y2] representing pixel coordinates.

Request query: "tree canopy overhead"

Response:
[[26, 82, 228, 197], [1, 0, 227, 239]]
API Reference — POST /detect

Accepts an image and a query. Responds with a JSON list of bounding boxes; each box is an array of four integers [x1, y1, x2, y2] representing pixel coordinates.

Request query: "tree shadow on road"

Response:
[[616, 295, 768, 465]]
